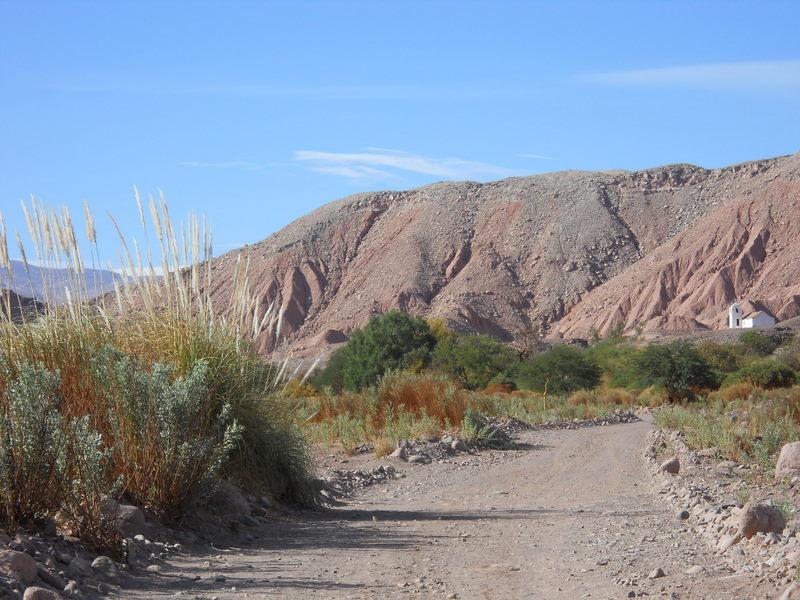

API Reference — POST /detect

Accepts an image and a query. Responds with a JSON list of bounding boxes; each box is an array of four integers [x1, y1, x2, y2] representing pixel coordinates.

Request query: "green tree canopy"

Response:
[[432, 334, 518, 390], [514, 345, 601, 395], [315, 310, 436, 391], [635, 341, 718, 400]]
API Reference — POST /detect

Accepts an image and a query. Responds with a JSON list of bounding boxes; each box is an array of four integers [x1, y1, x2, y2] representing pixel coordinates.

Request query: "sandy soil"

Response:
[[127, 418, 779, 599]]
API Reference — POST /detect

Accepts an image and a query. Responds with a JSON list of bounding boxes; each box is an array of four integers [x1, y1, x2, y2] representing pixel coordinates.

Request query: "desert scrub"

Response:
[[93, 346, 242, 514], [0, 359, 67, 523], [655, 387, 800, 467], [460, 409, 512, 449], [0, 196, 318, 533], [0, 358, 122, 552]]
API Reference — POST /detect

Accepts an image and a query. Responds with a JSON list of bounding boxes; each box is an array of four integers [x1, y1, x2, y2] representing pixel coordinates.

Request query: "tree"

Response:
[[432, 334, 518, 390], [513, 345, 601, 396], [635, 341, 718, 401], [314, 311, 436, 391]]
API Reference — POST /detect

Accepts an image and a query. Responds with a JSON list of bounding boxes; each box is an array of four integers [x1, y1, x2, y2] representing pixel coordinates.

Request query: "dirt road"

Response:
[[131, 418, 778, 599]]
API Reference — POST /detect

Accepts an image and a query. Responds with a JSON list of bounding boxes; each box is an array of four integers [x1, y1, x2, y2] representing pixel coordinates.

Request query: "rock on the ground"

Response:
[[101, 497, 148, 537], [659, 457, 680, 475], [451, 439, 469, 453], [738, 502, 786, 539], [23, 587, 61, 600], [67, 556, 93, 579], [37, 566, 66, 591], [62, 580, 81, 599], [90, 556, 120, 585], [775, 442, 800, 481], [780, 582, 800, 600], [389, 446, 407, 460], [0, 549, 38, 584], [648, 567, 665, 579]]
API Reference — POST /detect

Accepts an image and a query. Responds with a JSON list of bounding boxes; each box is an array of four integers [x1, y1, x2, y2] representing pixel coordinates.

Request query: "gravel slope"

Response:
[[128, 419, 779, 599]]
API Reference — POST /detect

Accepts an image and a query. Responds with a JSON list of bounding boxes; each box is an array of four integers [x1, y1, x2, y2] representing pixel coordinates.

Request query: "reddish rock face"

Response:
[[201, 153, 800, 358]]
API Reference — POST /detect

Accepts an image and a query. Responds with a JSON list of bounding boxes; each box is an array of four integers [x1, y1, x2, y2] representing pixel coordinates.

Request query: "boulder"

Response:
[[22, 587, 61, 600], [101, 498, 148, 537], [659, 457, 680, 475], [776, 442, 800, 481], [207, 481, 252, 525], [738, 502, 785, 539], [0, 549, 38, 584]]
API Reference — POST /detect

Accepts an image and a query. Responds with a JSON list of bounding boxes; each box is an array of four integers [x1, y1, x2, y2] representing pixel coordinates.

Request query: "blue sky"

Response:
[[1, 0, 799, 263]]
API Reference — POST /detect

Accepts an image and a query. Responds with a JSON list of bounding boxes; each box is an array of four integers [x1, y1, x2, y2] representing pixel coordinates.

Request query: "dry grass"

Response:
[[483, 382, 514, 395], [567, 389, 595, 406], [0, 196, 317, 545], [656, 386, 800, 469], [714, 382, 756, 403], [372, 437, 396, 458], [597, 387, 635, 405]]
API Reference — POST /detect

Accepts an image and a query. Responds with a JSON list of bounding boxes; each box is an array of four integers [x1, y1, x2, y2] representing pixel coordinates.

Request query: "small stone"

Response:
[[780, 582, 800, 600], [389, 447, 407, 460], [63, 580, 82, 598], [451, 439, 469, 453], [407, 454, 429, 465], [648, 567, 665, 579], [91, 556, 120, 585], [23, 587, 60, 600], [684, 565, 704, 575], [659, 457, 679, 475], [676, 509, 690, 520]]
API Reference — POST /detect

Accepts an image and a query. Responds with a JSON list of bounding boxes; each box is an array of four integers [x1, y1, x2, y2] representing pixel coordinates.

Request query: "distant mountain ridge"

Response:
[[1, 260, 121, 304], [191, 153, 800, 357]]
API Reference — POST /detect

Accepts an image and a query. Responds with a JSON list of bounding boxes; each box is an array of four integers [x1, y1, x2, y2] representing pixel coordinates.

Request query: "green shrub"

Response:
[[460, 409, 513, 449], [585, 340, 642, 389], [432, 334, 517, 390], [635, 341, 718, 401], [93, 347, 242, 515], [316, 311, 436, 391], [726, 359, 796, 389], [739, 331, 778, 357], [514, 345, 601, 395], [696, 341, 747, 374], [0, 360, 67, 523]]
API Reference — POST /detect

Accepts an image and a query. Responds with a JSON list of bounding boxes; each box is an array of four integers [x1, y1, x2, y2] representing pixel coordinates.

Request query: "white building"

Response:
[[728, 302, 776, 329]]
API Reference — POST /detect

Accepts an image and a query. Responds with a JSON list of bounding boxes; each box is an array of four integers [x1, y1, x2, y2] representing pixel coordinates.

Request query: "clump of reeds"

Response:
[[0, 194, 317, 549]]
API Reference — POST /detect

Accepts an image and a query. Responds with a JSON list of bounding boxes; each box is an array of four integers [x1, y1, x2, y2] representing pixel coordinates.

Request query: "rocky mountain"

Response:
[[0, 289, 44, 323], [203, 152, 800, 357], [1, 260, 121, 304]]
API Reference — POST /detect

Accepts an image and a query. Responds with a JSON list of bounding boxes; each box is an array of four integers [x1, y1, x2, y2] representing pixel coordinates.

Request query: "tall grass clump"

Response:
[[0, 195, 317, 545]]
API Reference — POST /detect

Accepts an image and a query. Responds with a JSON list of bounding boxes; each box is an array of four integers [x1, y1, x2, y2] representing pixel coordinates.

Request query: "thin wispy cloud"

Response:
[[294, 148, 517, 181], [519, 153, 553, 160], [585, 59, 800, 91]]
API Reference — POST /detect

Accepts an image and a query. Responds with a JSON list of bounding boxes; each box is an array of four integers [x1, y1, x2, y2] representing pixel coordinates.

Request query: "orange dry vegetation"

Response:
[[483, 382, 515, 395], [308, 372, 468, 428]]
